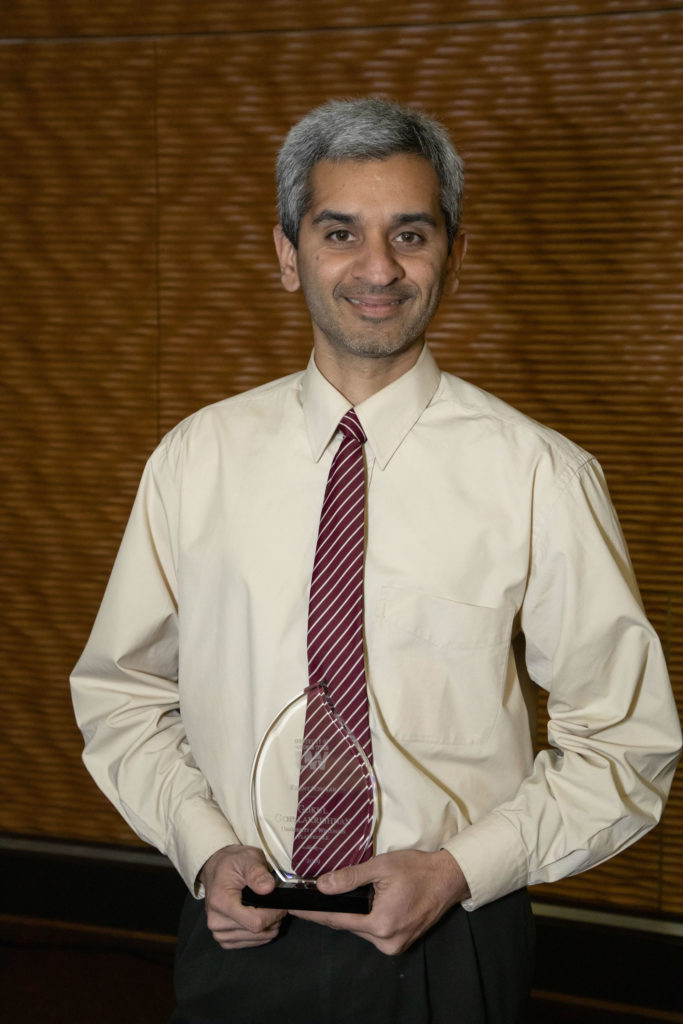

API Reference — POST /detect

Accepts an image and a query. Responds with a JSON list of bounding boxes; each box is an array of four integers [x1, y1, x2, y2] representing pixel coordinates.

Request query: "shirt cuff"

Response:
[[443, 811, 529, 911], [169, 798, 241, 897]]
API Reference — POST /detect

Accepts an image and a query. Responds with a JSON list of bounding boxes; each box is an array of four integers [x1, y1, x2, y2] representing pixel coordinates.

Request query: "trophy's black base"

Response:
[[242, 880, 374, 914]]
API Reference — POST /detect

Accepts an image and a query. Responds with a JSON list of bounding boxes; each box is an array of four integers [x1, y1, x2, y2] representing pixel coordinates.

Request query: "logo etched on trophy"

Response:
[[242, 681, 378, 913]]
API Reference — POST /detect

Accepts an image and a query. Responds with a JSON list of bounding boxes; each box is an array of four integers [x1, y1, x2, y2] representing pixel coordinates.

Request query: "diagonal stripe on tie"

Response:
[[292, 408, 375, 879]]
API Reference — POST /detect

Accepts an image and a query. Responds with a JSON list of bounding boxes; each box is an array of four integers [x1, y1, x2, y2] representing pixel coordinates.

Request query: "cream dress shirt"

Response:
[[71, 345, 681, 911]]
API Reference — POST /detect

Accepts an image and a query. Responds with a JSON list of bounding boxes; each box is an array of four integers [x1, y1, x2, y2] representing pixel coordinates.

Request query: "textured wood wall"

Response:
[[1, 1, 681, 915]]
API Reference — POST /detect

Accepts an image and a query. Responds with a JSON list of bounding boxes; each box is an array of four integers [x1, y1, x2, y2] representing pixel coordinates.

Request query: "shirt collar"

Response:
[[301, 344, 442, 469]]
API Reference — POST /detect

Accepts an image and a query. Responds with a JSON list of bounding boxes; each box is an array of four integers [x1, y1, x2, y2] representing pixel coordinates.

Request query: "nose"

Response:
[[351, 234, 404, 287]]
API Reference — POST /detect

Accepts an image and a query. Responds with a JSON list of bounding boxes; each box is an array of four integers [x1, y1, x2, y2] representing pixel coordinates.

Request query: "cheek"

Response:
[[417, 267, 446, 297], [301, 253, 333, 281]]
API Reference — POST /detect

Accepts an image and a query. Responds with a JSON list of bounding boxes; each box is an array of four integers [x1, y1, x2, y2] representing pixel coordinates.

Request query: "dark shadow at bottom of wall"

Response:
[[1, 839, 681, 1023]]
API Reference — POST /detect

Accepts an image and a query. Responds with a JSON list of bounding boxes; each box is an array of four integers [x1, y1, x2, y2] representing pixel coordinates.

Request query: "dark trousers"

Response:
[[170, 888, 534, 1024]]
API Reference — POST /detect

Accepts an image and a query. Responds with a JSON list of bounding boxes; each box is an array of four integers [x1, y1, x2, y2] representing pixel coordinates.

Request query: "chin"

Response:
[[333, 332, 422, 360]]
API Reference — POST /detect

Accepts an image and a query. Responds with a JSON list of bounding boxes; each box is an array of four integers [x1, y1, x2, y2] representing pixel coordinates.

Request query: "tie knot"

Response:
[[339, 408, 366, 445]]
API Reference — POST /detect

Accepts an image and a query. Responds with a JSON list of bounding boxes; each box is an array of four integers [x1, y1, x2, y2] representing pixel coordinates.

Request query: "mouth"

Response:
[[344, 295, 407, 318]]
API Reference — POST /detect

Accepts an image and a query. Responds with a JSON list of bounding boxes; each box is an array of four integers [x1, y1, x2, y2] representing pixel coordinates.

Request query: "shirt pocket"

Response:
[[371, 586, 512, 747]]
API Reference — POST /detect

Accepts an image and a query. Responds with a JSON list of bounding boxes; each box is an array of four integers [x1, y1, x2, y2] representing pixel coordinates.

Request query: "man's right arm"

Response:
[[70, 449, 237, 893]]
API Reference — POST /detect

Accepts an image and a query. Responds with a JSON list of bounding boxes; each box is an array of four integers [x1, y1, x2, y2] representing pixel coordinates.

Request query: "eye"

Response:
[[395, 231, 423, 246], [327, 229, 354, 243]]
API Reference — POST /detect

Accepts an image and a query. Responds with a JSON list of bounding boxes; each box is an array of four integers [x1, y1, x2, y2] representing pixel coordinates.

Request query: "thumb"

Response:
[[244, 859, 275, 892], [317, 860, 372, 894]]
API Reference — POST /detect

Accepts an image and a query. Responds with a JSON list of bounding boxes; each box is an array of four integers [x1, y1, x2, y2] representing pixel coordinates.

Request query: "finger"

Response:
[[228, 903, 285, 934], [243, 860, 276, 893], [289, 908, 372, 931], [214, 921, 282, 944], [216, 936, 276, 950], [243, 909, 287, 933], [215, 930, 280, 949], [210, 913, 284, 947], [210, 906, 282, 930], [207, 894, 283, 935], [316, 861, 374, 895], [290, 908, 378, 949]]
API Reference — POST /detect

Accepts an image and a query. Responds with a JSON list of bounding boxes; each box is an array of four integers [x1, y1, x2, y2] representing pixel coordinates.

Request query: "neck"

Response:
[[313, 341, 424, 405]]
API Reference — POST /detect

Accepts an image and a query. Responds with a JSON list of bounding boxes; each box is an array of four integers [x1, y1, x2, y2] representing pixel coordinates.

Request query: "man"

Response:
[[71, 98, 680, 1023]]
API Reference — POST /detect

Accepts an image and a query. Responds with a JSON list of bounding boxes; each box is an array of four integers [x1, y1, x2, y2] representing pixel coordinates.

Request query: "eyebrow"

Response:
[[393, 212, 439, 229], [311, 210, 355, 226], [311, 209, 439, 229]]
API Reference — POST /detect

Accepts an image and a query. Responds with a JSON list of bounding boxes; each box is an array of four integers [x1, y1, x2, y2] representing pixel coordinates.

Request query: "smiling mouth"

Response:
[[345, 296, 406, 315]]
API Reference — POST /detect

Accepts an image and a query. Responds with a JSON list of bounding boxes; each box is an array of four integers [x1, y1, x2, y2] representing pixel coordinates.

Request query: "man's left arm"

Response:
[[295, 458, 681, 949], [444, 457, 681, 911]]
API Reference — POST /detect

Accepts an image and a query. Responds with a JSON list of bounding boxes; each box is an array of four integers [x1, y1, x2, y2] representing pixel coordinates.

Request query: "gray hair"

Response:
[[276, 97, 464, 249]]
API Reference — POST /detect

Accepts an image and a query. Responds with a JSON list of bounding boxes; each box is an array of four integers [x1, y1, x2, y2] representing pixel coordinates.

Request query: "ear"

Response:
[[273, 225, 301, 293], [444, 233, 468, 295]]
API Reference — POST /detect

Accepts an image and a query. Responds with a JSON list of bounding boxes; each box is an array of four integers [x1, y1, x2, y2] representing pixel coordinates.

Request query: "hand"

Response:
[[199, 844, 286, 949], [290, 848, 470, 956]]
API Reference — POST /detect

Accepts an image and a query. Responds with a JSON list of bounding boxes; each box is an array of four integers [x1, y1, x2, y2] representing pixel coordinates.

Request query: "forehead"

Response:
[[306, 154, 443, 219]]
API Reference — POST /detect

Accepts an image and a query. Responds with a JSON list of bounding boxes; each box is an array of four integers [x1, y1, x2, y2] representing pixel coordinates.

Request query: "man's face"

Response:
[[275, 154, 465, 363]]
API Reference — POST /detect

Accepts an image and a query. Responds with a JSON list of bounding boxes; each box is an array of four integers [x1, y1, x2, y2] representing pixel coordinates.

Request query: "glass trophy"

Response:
[[241, 682, 378, 914]]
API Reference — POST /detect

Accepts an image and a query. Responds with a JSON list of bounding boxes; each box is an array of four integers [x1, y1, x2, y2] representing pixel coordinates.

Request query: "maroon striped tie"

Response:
[[291, 409, 374, 878]]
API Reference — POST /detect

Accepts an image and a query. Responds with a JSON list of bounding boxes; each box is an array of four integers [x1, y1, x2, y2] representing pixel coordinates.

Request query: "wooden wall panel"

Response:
[[1, 3, 681, 914], [0, 42, 158, 842], [1, 0, 678, 39]]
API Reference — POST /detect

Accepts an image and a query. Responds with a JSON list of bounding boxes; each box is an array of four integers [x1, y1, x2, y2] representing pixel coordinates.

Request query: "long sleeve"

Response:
[[446, 458, 681, 909], [70, 442, 238, 892]]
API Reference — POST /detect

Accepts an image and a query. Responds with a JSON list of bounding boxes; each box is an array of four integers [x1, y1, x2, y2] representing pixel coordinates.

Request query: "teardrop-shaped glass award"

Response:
[[242, 683, 378, 913]]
